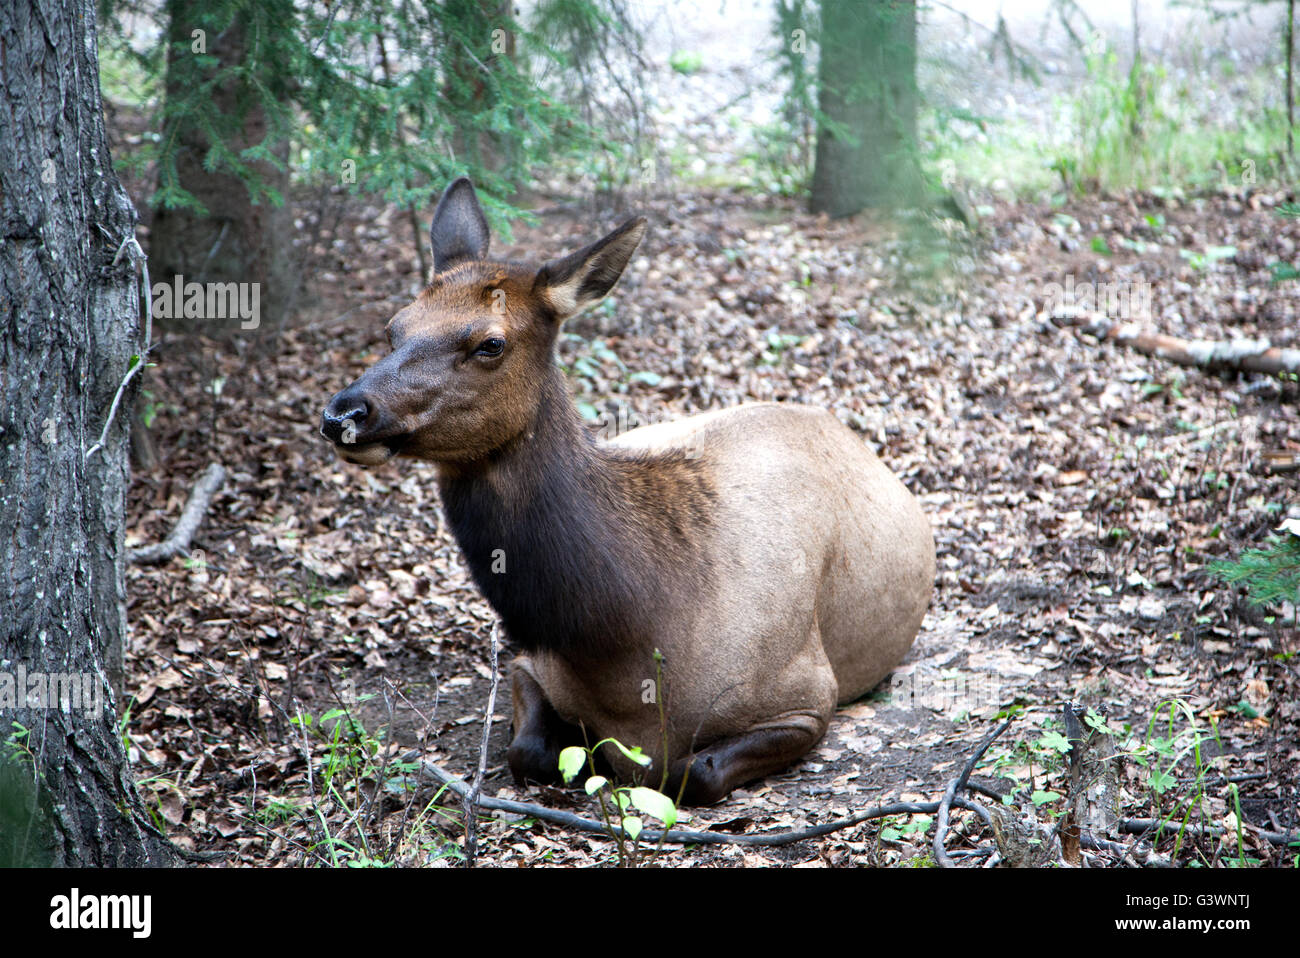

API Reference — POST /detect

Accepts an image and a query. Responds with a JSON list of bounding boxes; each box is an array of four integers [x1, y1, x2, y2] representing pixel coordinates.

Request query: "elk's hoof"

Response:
[[673, 753, 727, 806], [507, 733, 562, 787]]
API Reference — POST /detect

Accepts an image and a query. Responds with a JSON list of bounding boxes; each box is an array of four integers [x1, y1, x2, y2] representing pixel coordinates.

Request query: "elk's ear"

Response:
[[532, 217, 647, 320], [430, 177, 490, 272]]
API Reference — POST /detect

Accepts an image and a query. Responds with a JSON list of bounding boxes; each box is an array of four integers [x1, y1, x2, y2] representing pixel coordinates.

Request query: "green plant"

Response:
[[558, 739, 678, 867], [553, 649, 680, 867], [139, 388, 161, 429], [739, 120, 813, 196], [983, 715, 1069, 805], [293, 570, 346, 609], [668, 50, 703, 75], [257, 796, 305, 826], [760, 331, 804, 366], [768, 0, 817, 192], [135, 774, 185, 833], [1180, 245, 1236, 272], [287, 699, 421, 867], [1053, 35, 1288, 195], [879, 814, 932, 842], [0, 727, 53, 867], [1210, 523, 1300, 615], [1126, 698, 1220, 859], [4, 722, 34, 771], [1269, 202, 1300, 279], [115, 696, 139, 754], [1222, 783, 1260, 867], [1141, 374, 1184, 401]]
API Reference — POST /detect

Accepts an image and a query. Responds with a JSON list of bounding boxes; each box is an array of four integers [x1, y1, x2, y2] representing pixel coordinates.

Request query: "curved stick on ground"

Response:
[[129, 463, 227, 564], [413, 756, 989, 848], [934, 718, 1013, 868]]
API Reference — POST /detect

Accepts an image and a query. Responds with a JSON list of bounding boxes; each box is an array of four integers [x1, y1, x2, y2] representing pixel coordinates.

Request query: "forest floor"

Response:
[[121, 181, 1300, 867]]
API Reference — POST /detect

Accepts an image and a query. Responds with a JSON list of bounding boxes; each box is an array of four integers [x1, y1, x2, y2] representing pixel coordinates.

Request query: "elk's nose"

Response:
[[321, 390, 369, 444]]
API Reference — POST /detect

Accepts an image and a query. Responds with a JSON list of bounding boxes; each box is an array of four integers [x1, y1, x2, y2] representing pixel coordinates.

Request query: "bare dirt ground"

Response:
[[120, 180, 1299, 867]]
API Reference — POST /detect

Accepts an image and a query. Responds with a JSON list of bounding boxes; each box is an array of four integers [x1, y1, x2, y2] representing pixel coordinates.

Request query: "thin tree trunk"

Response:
[[377, 31, 431, 281], [0, 0, 174, 866], [810, 0, 920, 217], [1287, 0, 1295, 162], [148, 0, 296, 334]]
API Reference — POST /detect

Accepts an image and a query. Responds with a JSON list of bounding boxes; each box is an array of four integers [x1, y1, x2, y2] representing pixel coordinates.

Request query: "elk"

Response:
[[320, 178, 935, 805]]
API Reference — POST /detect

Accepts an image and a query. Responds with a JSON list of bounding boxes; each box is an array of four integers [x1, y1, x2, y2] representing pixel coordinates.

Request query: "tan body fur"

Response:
[[514, 402, 934, 786]]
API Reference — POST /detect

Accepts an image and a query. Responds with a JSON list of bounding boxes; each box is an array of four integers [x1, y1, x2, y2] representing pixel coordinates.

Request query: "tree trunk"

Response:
[[810, 0, 921, 217], [442, 0, 518, 176], [0, 0, 175, 866], [148, 0, 296, 334]]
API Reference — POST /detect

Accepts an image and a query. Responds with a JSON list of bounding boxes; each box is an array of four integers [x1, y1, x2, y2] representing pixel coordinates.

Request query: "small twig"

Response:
[[311, 1, 343, 55], [1224, 772, 1269, 784], [1121, 817, 1295, 847], [934, 718, 1013, 868], [129, 463, 227, 564], [293, 704, 333, 864], [948, 848, 994, 860], [386, 674, 441, 856], [463, 621, 500, 867], [86, 235, 152, 461], [926, 0, 1046, 77]]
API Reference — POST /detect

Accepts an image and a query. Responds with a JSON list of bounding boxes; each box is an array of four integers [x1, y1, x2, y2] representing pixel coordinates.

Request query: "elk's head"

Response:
[[320, 178, 646, 466]]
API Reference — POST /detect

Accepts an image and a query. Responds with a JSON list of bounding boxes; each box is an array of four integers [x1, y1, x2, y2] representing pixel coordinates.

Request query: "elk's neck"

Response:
[[436, 367, 714, 657]]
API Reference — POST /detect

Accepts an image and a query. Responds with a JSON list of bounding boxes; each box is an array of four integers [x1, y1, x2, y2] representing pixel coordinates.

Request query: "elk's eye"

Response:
[[475, 337, 505, 358]]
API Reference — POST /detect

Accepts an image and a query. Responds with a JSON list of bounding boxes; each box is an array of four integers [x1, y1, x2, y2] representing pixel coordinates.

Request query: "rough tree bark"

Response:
[[810, 0, 921, 217], [0, 0, 174, 866]]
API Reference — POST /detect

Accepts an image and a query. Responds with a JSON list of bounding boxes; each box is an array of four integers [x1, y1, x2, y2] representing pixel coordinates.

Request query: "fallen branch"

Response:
[[412, 757, 990, 848], [1263, 450, 1300, 473], [129, 463, 227, 564], [1054, 313, 1300, 376], [413, 716, 1300, 862], [934, 717, 1012, 868], [1120, 817, 1296, 847]]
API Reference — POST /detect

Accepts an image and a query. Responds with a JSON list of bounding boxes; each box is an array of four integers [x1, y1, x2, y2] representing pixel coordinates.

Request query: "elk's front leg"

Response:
[[663, 712, 829, 806], [506, 661, 585, 787]]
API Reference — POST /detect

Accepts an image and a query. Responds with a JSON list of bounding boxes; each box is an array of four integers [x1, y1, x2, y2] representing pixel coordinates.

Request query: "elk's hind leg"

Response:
[[664, 711, 830, 806], [506, 661, 585, 787]]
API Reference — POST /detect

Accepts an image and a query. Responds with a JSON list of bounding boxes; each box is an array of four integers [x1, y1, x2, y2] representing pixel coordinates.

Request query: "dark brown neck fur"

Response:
[[437, 366, 716, 658]]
